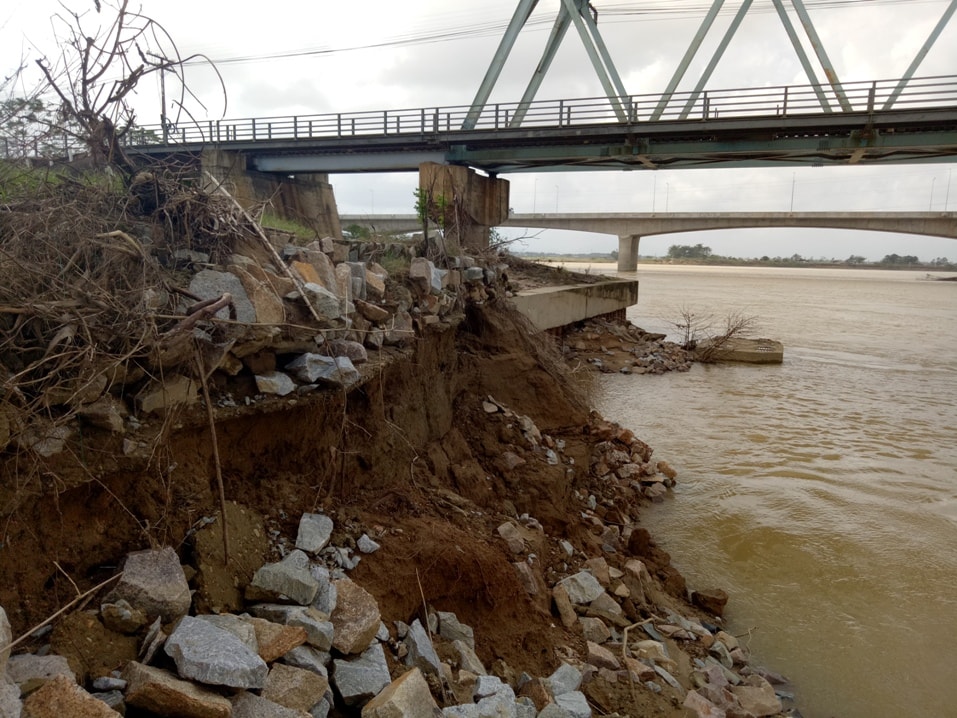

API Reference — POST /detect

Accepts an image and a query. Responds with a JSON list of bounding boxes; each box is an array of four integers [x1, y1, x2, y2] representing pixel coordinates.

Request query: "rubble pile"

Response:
[[0, 404, 796, 718], [561, 320, 694, 375], [0, 191, 500, 458]]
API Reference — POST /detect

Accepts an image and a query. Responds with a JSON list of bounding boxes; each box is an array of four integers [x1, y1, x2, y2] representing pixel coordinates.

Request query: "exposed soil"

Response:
[[0, 296, 713, 716]]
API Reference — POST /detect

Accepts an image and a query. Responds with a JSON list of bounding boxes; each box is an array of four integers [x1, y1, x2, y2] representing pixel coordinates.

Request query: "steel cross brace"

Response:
[[463, 0, 629, 130]]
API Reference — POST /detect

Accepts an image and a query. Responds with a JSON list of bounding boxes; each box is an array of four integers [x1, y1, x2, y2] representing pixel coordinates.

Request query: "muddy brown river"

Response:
[[591, 265, 957, 718]]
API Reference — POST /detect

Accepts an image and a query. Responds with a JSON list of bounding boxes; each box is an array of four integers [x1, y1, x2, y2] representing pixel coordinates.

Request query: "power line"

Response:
[[184, 0, 950, 68]]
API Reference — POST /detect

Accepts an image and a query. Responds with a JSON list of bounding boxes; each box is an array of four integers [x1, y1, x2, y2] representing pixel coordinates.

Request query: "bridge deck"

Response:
[[126, 76, 957, 173]]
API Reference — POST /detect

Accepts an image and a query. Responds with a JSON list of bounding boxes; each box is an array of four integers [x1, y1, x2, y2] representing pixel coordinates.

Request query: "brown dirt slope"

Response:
[[1, 298, 707, 716]]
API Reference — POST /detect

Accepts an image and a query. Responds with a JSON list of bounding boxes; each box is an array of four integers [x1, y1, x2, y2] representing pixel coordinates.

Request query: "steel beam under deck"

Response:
[[207, 106, 957, 174]]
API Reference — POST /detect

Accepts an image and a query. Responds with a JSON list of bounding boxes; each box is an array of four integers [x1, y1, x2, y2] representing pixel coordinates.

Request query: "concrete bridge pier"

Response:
[[419, 163, 509, 252], [202, 149, 342, 238], [617, 234, 640, 272]]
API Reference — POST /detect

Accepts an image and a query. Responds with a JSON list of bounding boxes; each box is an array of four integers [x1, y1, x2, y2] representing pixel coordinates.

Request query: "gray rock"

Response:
[[409, 258, 436, 295], [653, 665, 683, 692], [91, 689, 125, 713], [297, 283, 342, 320], [546, 663, 582, 697], [404, 619, 441, 676], [197, 614, 259, 653], [250, 605, 334, 651], [0, 606, 11, 674], [164, 616, 268, 690], [256, 371, 297, 397], [515, 697, 537, 718], [554, 691, 591, 718], [709, 639, 734, 670], [250, 556, 321, 606], [189, 270, 257, 324], [384, 310, 414, 346], [588, 592, 622, 617], [453, 639, 486, 676], [7, 653, 75, 693], [579, 617, 611, 645], [438, 611, 474, 648], [476, 692, 518, 718], [232, 691, 310, 718], [537, 704, 573, 718], [109, 546, 191, 622], [356, 534, 381, 554], [444, 705, 480, 718], [282, 646, 331, 677], [0, 683, 21, 718], [309, 566, 338, 615], [474, 675, 514, 701], [555, 572, 604, 605], [464, 267, 485, 282], [297, 514, 335, 554], [332, 643, 391, 706], [310, 693, 333, 718], [326, 339, 368, 365], [91, 676, 127, 692], [285, 354, 360, 387]]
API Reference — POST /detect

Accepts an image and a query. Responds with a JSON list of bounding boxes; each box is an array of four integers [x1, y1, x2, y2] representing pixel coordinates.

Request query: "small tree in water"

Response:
[[669, 306, 757, 360]]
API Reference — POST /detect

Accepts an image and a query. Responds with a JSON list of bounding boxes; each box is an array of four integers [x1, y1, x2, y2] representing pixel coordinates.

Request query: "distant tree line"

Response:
[[663, 244, 954, 269]]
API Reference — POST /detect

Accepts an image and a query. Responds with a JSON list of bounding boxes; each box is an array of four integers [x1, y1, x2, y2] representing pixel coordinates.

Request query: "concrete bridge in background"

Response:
[[339, 211, 957, 271]]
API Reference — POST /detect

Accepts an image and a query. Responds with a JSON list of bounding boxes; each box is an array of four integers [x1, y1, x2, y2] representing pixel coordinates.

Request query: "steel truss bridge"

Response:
[[128, 0, 957, 175], [130, 75, 957, 174]]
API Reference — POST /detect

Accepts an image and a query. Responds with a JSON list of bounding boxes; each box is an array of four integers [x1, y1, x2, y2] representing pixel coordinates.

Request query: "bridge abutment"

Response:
[[202, 150, 342, 238], [419, 163, 509, 252], [617, 234, 640, 272]]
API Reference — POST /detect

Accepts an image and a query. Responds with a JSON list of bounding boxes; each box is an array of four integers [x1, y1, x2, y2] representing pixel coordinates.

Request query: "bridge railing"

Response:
[[111, 74, 957, 148]]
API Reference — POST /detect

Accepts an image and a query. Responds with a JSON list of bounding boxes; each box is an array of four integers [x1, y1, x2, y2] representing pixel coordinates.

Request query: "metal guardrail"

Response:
[[3, 76, 955, 159], [127, 75, 957, 148]]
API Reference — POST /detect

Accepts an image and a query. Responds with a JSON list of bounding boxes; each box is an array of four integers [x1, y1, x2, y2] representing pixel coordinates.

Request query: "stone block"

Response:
[[262, 663, 329, 713], [249, 555, 320, 606], [296, 513, 335, 554], [403, 620, 441, 676], [107, 546, 191, 622], [332, 643, 391, 706], [285, 354, 360, 387], [0, 606, 11, 675], [437, 612, 474, 648], [7, 654, 75, 695], [136, 375, 197, 415], [555, 572, 604, 605], [361, 668, 438, 718], [331, 579, 381, 655], [249, 605, 334, 651], [164, 616, 268, 690], [231, 264, 285, 325], [189, 269, 257, 324], [21, 675, 118, 718], [123, 661, 231, 718], [232, 691, 310, 718], [248, 617, 309, 663]]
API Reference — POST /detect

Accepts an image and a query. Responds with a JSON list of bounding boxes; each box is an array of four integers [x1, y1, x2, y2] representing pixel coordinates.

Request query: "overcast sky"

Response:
[[3, 0, 956, 260]]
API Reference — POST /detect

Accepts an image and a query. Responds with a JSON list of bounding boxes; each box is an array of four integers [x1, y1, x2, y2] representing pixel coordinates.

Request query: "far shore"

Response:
[[518, 253, 957, 273]]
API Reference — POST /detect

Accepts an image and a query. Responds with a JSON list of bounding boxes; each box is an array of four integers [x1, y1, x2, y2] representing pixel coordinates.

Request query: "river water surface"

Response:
[[588, 265, 956, 718]]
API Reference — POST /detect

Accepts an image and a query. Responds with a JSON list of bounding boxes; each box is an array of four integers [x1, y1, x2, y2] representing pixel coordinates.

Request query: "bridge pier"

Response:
[[419, 163, 509, 252], [202, 150, 342, 238], [617, 235, 640, 272]]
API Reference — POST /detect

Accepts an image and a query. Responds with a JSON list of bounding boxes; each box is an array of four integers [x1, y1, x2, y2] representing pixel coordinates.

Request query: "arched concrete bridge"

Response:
[[339, 211, 957, 271]]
